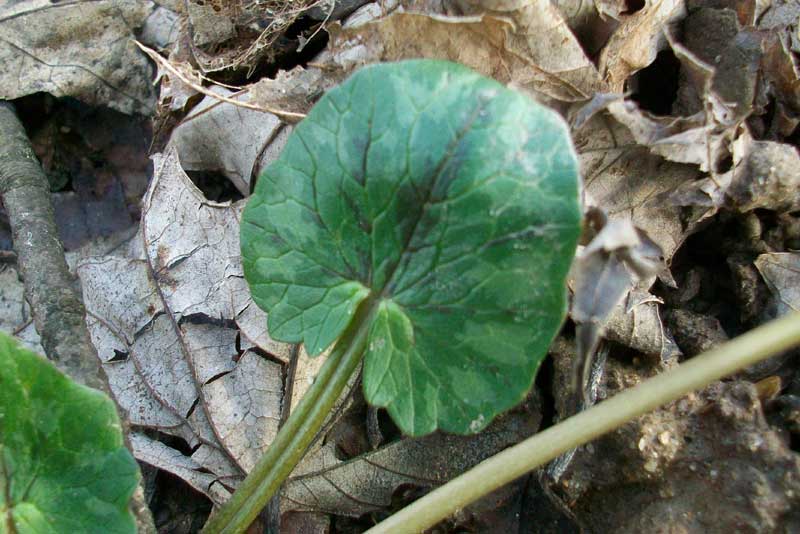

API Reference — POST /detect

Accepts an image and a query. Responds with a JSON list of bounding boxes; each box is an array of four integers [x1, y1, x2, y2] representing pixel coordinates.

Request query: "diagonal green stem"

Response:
[[202, 297, 379, 533], [366, 311, 800, 534]]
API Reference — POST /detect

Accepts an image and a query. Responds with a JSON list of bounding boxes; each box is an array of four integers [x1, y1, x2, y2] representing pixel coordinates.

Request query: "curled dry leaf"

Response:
[[678, 8, 761, 122], [575, 111, 702, 265], [169, 87, 290, 196], [760, 1, 800, 135], [755, 252, 800, 313], [0, 0, 155, 115], [449, 0, 601, 99], [605, 100, 730, 172], [666, 132, 800, 216], [282, 410, 539, 517], [328, 9, 598, 102], [77, 148, 293, 504], [660, 169, 732, 219], [131, 431, 235, 505], [153, 38, 202, 115], [582, 25, 749, 179], [726, 137, 800, 213], [603, 288, 681, 361], [599, 0, 686, 91], [572, 216, 666, 329], [646, 26, 743, 169], [570, 213, 670, 400]]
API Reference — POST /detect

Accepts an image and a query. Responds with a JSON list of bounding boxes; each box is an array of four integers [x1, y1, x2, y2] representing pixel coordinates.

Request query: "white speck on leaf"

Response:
[[469, 414, 485, 433]]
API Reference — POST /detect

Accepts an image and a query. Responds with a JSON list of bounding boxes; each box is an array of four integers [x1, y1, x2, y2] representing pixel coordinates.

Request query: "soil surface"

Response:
[[1, 0, 799, 533]]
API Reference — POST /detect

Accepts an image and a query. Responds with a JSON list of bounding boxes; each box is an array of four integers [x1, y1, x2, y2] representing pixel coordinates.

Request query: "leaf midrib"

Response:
[[376, 97, 489, 300]]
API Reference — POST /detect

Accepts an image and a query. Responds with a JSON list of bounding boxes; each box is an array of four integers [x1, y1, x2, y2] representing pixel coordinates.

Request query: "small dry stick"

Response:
[[135, 41, 307, 123], [0, 101, 157, 533]]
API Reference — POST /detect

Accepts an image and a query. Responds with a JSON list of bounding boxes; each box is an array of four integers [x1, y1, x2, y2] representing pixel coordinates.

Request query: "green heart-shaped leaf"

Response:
[[242, 60, 581, 436], [0, 333, 139, 533]]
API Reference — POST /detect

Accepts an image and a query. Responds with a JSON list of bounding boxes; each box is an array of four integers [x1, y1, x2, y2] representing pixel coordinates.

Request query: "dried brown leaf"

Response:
[[0, 0, 155, 114], [667, 132, 800, 215], [603, 288, 681, 360], [204, 351, 283, 472], [452, 0, 601, 99], [77, 148, 293, 503], [575, 112, 702, 264], [168, 87, 289, 195], [727, 138, 800, 213], [606, 100, 729, 172], [570, 214, 671, 400], [761, 32, 800, 136], [755, 252, 800, 313], [599, 0, 686, 91], [282, 411, 538, 517], [328, 10, 598, 102]]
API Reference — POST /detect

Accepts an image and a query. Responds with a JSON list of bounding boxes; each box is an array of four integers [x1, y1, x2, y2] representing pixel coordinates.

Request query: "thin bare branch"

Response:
[[135, 41, 307, 123]]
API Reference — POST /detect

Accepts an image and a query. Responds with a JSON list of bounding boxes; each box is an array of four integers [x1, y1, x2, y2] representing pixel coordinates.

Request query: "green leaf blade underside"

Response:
[[242, 59, 581, 436], [0, 333, 139, 534]]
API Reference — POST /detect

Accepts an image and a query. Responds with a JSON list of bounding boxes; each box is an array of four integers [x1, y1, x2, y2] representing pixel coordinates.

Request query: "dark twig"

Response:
[[0, 100, 156, 533]]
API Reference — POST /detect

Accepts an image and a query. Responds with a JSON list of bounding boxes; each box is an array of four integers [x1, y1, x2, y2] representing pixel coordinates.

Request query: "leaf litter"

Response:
[[0, 0, 156, 114], [78, 147, 291, 504], [3, 0, 800, 530]]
